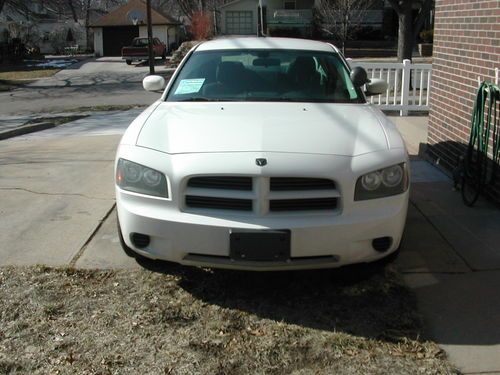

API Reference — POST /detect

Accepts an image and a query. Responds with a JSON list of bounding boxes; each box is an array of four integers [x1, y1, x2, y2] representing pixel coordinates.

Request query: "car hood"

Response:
[[136, 102, 389, 156]]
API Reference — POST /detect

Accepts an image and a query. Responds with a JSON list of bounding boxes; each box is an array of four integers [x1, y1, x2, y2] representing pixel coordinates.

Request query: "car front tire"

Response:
[[125, 59, 132, 65]]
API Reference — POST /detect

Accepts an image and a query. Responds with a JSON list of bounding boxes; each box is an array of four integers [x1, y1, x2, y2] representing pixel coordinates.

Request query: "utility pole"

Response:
[[146, 0, 155, 75], [258, 0, 265, 36]]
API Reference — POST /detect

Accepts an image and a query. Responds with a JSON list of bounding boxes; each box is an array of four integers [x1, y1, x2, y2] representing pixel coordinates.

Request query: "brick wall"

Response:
[[427, 0, 500, 201]]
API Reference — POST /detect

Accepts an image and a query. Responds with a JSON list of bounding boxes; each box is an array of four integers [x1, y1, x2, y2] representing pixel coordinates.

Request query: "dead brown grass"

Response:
[[0, 69, 60, 80], [0, 265, 457, 375]]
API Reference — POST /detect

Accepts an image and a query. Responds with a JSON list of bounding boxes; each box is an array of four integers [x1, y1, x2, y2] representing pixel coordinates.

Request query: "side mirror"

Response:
[[365, 78, 388, 96], [143, 75, 166, 92], [350, 67, 369, 87]]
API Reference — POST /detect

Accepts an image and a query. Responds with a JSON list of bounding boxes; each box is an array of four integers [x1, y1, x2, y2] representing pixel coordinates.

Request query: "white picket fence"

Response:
[[348, 59, 433, 116]]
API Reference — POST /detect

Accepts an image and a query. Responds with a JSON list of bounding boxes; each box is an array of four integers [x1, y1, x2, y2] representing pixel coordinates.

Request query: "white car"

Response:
[[115, 37, 409, 271]]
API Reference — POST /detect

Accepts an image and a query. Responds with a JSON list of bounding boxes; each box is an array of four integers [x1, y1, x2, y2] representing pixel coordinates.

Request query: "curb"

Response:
[[0, 122, 54, 141]]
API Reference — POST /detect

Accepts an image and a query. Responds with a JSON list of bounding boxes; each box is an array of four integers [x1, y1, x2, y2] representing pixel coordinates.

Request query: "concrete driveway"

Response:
[[0, 57, 172, 116], [0, 110, 139, 267]]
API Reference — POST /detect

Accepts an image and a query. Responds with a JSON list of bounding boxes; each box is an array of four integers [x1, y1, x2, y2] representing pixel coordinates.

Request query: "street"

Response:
[[0, 57, 171, 115]]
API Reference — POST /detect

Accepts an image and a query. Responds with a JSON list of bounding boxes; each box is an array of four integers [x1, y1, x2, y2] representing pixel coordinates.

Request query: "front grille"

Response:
[[270, 177, 336, 191], [270, 198, 338, 211], [185, 195, 253, 211], [188, 176, 252, 191], [184, 176, 340, 214]]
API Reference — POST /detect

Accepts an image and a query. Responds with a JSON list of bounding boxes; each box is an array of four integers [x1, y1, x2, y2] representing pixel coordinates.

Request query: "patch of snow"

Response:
[[24, 59, 79, 69]]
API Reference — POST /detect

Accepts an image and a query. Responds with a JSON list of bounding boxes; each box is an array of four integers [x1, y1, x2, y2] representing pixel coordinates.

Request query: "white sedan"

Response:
[[115, 37, 409, 271]]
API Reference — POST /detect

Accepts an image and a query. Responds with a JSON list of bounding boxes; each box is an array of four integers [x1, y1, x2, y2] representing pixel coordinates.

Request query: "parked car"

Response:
[[115, 37, 409, 271], [121, 37, 166, 65]]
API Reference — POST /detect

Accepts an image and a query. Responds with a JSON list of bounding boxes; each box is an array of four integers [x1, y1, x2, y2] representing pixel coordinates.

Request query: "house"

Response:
[[219, 0, 387, 38], [90, 0, 181, 57], [0, 0, 89, 54], [220, 0, 316, 37], [427, 0, 499, 202]]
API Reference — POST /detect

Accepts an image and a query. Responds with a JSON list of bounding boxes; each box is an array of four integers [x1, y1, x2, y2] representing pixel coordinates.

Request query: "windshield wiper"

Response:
[[244, 97, 299, 102], [176, 97, 240, 102], [176, 97, 212, 102]]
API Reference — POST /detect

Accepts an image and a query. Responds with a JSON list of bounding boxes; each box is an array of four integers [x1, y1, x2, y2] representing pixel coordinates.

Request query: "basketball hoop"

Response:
[[127, 10, 145, 26]]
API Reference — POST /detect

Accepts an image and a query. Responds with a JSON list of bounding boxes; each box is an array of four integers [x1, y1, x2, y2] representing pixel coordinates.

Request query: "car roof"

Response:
[[195, 37, 338, 53]]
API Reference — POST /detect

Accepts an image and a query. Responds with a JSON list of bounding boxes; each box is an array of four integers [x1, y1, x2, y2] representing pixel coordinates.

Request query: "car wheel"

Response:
[[117, 216, 139, 258], [125, 60, 132, 65]]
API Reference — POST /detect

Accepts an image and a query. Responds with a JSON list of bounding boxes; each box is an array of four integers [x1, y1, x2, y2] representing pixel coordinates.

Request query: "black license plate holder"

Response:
[[230, 230, 291, 261]]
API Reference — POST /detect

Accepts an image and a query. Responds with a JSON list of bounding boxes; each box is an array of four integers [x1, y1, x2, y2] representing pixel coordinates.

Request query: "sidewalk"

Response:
[[389, 115, 500, 374]]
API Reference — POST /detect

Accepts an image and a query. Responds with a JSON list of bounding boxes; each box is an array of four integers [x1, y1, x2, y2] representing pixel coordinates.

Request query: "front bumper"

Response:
[[117, 190, 408, 271]]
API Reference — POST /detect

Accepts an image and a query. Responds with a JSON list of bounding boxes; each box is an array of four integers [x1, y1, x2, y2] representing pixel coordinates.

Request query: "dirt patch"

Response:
[[0, 265, 456, 375]]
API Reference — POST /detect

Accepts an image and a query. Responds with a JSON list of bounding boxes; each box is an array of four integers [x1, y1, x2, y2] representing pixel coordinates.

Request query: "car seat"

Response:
[[203, 61, 247, 97], [287, 56, 321, 93]]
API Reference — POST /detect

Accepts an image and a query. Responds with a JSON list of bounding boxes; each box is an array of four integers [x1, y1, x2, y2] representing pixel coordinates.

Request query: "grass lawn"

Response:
[[0, 66, 60, 91], [0, 69, 60, 81], [0, 264, 457, 375]]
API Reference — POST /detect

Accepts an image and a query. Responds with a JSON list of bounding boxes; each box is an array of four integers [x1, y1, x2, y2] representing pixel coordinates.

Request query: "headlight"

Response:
[[116, 159, 168, 198], [361, 172, 382, 191], [354, 163, 408, 201]]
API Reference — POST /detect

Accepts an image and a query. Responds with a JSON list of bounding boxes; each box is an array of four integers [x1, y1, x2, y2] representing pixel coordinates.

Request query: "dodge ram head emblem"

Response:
[[255, 158, 267, 166]]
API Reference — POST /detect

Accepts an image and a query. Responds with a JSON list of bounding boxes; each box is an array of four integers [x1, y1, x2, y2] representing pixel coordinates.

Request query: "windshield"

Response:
[[132, 38, 149, 47], [166, 49, 364, 103]]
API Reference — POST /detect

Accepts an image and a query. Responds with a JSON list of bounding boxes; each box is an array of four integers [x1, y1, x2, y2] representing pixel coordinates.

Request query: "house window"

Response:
[[284, 0, 295, 9]]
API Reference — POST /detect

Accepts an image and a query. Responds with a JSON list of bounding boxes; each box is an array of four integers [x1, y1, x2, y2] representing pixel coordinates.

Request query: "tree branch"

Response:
[[67, 0, 78, 22]]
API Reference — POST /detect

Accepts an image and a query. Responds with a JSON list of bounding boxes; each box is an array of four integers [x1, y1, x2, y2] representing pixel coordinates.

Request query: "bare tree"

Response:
[[174, 0, 200, 20], [387, 0, 432, 62], [67, 0, 79, 22], [0, 0, 30, 18], [316, 0, 375, 54]]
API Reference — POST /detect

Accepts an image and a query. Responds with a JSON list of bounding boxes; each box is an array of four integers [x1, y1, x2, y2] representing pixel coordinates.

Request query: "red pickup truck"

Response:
[[121, 37, 167, 65]]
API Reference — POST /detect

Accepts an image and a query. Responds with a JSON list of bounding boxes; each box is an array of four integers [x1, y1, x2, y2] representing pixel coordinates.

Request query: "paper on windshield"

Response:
[[174, 78, 205, 95]]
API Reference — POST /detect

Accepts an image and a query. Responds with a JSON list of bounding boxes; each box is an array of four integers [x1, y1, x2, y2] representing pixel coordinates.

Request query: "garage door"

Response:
[[226, 11, 254, 35], [103, 26, 139, 56]]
